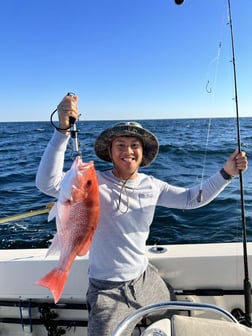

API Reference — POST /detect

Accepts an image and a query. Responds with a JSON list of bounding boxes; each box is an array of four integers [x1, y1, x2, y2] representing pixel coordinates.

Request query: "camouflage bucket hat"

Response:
[[94, 121, 159, 167]]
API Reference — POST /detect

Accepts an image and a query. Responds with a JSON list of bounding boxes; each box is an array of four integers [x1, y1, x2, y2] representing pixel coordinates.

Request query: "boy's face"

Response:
[[110, 136, 143, 179]]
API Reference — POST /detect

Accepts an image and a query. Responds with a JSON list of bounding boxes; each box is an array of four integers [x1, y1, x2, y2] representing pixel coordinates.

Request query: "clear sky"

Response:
[[0, 0, 251, 122]]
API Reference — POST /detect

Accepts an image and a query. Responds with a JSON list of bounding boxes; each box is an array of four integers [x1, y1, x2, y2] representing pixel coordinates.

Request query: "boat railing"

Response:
[[111, 300, 239, 336]]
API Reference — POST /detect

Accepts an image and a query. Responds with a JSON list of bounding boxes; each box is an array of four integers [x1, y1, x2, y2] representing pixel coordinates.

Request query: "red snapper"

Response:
[[36, 157, 100, 303]]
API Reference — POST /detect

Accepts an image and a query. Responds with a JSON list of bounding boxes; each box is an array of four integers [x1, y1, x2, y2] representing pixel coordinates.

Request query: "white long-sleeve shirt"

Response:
[[36, 130, 230, 281]]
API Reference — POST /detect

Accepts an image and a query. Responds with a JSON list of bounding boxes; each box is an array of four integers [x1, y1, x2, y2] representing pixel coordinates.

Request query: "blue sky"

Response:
[[0, 0, 251, 121]]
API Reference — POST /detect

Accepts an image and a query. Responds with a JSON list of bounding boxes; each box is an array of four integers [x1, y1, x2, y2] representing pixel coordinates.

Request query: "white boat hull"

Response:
[[0, 242, 251, 335]]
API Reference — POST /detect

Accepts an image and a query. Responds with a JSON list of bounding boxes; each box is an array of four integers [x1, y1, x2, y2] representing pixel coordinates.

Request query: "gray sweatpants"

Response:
[[86, 263, 171, 336]]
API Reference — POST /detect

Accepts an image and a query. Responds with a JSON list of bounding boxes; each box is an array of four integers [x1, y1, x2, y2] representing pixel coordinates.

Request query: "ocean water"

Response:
[[0, 118, 252, 249]]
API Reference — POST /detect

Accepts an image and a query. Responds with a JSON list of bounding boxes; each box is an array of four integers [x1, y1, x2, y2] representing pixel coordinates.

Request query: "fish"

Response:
[[36, 156, 100, 303]]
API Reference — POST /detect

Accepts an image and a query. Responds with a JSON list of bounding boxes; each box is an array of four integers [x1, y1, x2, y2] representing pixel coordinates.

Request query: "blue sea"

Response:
[[0, 118, 252, 249]]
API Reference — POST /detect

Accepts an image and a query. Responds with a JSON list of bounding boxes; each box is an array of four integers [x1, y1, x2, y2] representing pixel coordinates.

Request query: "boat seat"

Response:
[[171, 315, 252, 336], [142, 315, 252, 336]]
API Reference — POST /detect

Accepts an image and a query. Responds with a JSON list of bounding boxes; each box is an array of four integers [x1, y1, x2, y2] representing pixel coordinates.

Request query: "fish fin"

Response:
[[36, 268, 69, 304], [48, 203, 57, 222], [56, 201, 71, 228], [46, 234, 61, 257]]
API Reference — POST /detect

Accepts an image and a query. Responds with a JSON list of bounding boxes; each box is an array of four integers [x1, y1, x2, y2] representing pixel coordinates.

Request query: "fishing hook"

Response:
[[205, 80, 212, 94]]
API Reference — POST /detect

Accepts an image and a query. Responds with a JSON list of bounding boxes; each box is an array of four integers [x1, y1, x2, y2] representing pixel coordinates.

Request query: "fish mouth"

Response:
[[78, 161, 94, 173]]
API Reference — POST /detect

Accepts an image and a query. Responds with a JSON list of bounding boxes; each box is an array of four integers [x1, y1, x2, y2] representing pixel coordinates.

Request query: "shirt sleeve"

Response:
[[157, 172, 231, 210], [35, 130, 69, 198]]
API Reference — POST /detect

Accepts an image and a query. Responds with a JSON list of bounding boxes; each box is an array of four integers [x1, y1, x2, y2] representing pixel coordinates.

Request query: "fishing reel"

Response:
[[231, 308, 252, 328]]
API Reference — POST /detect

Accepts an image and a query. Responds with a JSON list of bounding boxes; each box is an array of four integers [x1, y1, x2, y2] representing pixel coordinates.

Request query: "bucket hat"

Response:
[[94, 122, 159, 167]]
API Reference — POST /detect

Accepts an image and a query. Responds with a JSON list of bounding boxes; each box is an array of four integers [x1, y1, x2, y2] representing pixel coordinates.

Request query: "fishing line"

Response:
[[226, 0, 251, 325], [197, 13, 225, 203]]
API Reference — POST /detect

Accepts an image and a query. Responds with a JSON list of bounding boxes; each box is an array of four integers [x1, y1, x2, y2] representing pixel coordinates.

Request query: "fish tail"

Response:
[[36, 268, 68, 303]]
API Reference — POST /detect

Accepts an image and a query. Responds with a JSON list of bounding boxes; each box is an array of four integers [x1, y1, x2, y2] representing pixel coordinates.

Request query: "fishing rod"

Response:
[[227, 0, 251, 326], [0, 203, 55, 224], [175, 0, 251, 325]]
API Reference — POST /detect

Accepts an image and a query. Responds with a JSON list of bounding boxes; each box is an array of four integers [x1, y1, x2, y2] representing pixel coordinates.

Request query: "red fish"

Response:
[[36, 157, 100, 303]]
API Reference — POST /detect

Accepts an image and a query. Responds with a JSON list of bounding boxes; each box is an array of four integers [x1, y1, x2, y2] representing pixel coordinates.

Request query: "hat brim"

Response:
[[94, 124, 159, 167]]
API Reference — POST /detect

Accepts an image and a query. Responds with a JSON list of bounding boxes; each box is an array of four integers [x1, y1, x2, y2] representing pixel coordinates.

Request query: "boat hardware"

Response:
[[0, 300, 87, 310], [149, 246, 168, 254], [39, 303, 66, 336], [176, 288, 251, 296], [19, 299, 32, 333], [0, 300, 88, 335]]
